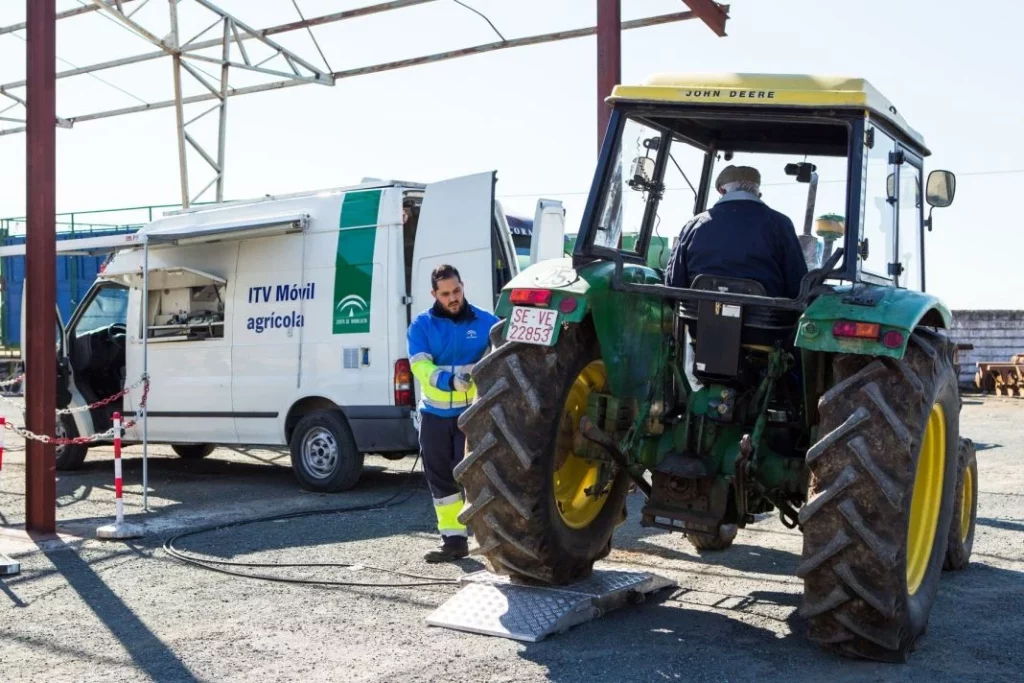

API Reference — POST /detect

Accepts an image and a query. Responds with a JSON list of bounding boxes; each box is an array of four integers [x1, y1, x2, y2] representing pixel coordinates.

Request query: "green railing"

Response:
[[0, 201, 215, 239]]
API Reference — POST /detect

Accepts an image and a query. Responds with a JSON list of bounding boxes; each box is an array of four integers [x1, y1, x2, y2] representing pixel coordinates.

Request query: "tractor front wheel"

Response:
[[687, 524, 737, 551], [799, 329, 960, 662], [456, 320, 630, 584]]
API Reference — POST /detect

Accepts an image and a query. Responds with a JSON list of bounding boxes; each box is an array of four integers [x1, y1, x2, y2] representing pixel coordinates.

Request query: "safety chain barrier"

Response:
[[57, 374, 150, 416], [2, 375, 150, 446]]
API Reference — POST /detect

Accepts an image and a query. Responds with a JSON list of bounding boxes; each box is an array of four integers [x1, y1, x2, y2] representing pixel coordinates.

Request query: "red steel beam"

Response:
[[24, 0, 57, 534], [597, 0, 621, 152], [680, 0, 729, 37], [0, 0, 138, 36]]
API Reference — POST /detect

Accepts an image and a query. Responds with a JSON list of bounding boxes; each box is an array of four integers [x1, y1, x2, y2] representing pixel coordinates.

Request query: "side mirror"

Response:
[[926, 170, 956, 208], [785, 162, 817, 184], [628, 156, 655, 192]]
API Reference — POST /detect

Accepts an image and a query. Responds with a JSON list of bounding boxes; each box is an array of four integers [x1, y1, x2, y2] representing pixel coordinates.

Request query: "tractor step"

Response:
[[425, 564, 676, 642]]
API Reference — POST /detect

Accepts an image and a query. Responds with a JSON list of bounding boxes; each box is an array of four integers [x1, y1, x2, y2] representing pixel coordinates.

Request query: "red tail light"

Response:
[[395, 359, 413, 407], [510, 288, 552, 307], [832, 320, 880, 339]]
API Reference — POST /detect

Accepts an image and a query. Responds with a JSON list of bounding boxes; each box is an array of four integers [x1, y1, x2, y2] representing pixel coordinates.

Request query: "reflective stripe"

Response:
[[419, 374, 477, 411], [434, 497, 467, 535], [410, 352, 433, 364], [429, 367, 445, 387], [433, 492, 463, 507]]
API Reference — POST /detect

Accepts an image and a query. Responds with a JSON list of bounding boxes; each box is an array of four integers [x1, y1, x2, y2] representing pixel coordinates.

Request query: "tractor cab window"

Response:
[[861, 126, 897, 282], [591, 116, 703, 266], [593, 118, 664, 254], [897, 159, 924, 291], [707, 150, 850, 272], [587, 112, 852, 278]]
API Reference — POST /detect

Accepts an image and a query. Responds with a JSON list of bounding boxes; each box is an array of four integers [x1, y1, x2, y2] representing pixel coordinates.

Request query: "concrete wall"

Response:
[[949, 310, 1024, 387]]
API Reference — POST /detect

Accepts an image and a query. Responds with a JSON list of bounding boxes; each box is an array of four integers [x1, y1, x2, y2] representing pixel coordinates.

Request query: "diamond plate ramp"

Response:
[[426, 566, 676, 642]]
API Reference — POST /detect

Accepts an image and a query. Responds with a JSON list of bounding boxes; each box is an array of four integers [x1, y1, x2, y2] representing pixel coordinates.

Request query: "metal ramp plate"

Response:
[[426, 565, 676, 642]]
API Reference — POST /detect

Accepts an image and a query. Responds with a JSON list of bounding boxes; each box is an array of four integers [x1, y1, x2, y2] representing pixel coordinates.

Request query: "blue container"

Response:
[[1, 226, 140, 348]]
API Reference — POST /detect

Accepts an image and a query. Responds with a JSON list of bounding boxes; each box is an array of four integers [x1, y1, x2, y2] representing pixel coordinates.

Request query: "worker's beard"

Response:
[[433, 298, 467, 320]]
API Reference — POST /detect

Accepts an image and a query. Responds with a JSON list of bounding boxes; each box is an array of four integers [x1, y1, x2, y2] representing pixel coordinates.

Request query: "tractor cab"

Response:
[[460, 74, 973, 664], [570, 74, 956, 396]]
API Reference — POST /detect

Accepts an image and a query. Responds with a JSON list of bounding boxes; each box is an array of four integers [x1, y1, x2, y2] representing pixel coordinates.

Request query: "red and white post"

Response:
[[96, 412, 142, 540], [0, 416, 20, 576], [113, 413, 124, 522]]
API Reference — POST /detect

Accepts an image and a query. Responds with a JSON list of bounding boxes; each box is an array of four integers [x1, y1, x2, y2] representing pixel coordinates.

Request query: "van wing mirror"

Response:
[[926, 170, 956, 208]]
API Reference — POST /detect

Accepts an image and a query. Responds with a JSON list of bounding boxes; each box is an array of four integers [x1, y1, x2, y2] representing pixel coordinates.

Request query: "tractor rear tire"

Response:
[[944, 437, 978, 571], [455, 319, 630, 585], [799, 329, 959, 662], [687, 524, 737, 551]]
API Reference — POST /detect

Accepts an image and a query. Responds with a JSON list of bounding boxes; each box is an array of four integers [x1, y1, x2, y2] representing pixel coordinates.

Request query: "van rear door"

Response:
[[411, 171, 514, 313]]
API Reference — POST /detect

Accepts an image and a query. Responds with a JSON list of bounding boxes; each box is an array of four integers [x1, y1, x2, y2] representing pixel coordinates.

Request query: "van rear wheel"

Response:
[[55, 414, 89, 471], [290, 410, 364, 492], [172, 444, 216, 460]]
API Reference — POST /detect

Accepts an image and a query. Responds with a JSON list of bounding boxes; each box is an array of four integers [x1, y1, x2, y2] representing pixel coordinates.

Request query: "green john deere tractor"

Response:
[[455, 74, 979, 663]]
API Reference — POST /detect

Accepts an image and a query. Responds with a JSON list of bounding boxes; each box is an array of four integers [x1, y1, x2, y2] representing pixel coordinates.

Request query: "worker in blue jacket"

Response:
[[408, 264, 499, 562]]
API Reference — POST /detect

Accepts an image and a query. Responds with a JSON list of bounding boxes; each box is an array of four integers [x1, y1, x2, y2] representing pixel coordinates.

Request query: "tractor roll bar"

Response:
[[609, 249, 845, 311]]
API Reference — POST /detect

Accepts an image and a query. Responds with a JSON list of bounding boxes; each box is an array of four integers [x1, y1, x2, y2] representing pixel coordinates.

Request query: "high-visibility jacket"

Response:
[[407, 301, 499, 417]]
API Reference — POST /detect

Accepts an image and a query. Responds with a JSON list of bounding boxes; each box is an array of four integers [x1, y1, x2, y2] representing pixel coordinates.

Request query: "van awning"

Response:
[[100, 265, 226, 290], [142, 212, 309, 246], [0, 212, 309, 258]]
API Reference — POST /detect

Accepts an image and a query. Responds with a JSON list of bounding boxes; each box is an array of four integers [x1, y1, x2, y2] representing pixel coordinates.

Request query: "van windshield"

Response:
[[75, 285, 129, 337]]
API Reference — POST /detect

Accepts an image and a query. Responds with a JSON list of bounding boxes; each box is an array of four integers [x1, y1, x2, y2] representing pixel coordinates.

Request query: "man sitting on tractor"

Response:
[[665, 165, 808, 299]]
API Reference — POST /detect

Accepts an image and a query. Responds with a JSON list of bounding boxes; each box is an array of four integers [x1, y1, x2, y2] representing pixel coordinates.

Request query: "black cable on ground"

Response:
[[163, 453, 460, 588]]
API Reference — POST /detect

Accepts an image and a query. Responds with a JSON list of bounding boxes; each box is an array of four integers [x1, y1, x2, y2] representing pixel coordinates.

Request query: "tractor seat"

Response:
[[679, 275, 800, 348]]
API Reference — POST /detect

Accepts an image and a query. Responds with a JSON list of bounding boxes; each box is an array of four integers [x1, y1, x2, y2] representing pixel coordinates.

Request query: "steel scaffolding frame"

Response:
[[3, 1, 729, 208]]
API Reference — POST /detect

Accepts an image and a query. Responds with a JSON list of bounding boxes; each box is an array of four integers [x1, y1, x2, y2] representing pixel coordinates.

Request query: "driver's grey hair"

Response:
[[722, 180, 761, 194]]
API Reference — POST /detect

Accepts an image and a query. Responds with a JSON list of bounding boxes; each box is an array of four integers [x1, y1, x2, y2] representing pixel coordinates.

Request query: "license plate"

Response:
[[505, 306, 558, 346]]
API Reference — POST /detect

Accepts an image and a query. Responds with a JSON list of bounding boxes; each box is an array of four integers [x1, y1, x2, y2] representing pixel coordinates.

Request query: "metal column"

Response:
[[596, 0, 621, 151], [24, 0, 57, 534]]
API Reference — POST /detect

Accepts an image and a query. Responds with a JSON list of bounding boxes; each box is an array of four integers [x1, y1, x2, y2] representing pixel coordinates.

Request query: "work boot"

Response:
[[424, 536, 469, 563]]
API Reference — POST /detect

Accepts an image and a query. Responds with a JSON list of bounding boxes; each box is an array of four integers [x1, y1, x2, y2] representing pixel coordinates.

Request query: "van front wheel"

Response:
[[290, 410, 364, 492], [172, 444, 216, 459]]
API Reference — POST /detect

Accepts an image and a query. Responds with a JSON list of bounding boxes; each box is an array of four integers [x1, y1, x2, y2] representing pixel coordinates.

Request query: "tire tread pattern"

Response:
[[800, 328, 960, 662], [456, 321, 629, 585]]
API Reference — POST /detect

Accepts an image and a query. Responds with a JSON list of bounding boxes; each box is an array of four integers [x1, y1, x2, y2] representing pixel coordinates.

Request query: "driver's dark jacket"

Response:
[[665, 192, 808, 299]]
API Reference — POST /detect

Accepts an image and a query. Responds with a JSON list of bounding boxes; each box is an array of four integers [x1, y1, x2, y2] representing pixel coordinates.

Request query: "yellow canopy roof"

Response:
[[609, 73, 925, 151]]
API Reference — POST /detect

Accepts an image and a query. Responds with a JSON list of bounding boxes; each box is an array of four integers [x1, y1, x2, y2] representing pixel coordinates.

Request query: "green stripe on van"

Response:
[[332, 190, 382, 335]]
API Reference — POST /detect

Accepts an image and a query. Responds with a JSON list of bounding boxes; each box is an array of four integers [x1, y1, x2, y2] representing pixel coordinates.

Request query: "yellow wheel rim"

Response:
[[553, 360, 611, 529], [907, 403, 946, 595], [960, 464, 974, 543]]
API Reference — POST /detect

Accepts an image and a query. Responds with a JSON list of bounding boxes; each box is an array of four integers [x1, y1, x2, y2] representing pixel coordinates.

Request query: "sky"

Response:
[[0, 0, 1021, 309]]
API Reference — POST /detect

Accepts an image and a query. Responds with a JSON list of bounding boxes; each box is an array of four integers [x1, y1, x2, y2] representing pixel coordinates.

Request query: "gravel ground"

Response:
[[0, 396, 1021, 682]]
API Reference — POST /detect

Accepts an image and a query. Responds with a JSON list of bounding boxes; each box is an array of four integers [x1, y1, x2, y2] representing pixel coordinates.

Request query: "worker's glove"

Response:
[[453, 373, 473, 393]]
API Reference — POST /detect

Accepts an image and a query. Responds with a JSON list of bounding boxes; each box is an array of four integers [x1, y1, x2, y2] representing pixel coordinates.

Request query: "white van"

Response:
[[15, 172, 564, 492]]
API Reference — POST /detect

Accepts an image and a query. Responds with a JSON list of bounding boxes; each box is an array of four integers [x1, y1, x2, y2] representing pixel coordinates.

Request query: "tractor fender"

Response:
[[495, 257, 591, 322], [795, 285, 952, 360]]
